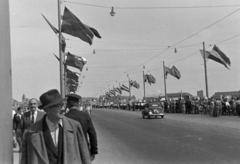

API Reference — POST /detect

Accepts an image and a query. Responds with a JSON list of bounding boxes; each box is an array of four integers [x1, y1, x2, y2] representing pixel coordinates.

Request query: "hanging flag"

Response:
[[65, 52, 87, 71], [66, 69, 80, 82], [148, 74, 156, 84], [41, 14, 66, 52], [61, 7, 101, 45], [164, 66, 172, 79], [170, 66, 181, 79], [120, 84, 130, 92], [109, 90, 116, 96], [199, 49, 211, 61], [144, 75, 148, 82], [130, 80, 140, 89], [210, 45, 230, 69], [164, 65, 181, 79], [66, 78, 78, 86], [68, 85, 78, 93], [114, 87, 122, 94]]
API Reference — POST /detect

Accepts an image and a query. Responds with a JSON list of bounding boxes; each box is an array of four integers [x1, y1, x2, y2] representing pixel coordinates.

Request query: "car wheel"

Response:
[[155, 116, 157, 118], [161, 115, 164, 119], [142, 115, 145, 119]]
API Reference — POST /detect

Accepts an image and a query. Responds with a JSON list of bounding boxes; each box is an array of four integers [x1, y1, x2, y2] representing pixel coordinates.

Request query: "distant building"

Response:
[[212, 91, 240, 99], [197, 90, 204, 99]]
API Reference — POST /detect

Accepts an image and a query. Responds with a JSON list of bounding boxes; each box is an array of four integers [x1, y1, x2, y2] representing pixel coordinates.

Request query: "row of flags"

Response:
[[42, 6, 101, 93]]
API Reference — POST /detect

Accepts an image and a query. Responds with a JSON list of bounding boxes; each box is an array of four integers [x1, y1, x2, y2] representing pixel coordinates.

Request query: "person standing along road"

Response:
[[17, 98, 45, 150], [13, 107, 23, 150], [21, 89, 91, 164], [65, 94, 98, 161]]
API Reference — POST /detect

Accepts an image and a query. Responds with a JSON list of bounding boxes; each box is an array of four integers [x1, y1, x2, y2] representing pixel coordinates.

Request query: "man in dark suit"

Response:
[[21, 89, 91, 164], [18, 98, 45, 134], [17, 98, 45, 150], [65, 94, 98, 161]]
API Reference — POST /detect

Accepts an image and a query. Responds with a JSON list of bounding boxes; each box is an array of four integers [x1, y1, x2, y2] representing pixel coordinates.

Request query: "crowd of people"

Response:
[[102, 96, 240, 118], [12, 89, 98, 164]]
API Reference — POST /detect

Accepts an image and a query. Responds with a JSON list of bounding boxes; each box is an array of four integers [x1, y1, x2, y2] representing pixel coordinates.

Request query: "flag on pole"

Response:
[[61, 7, 101, 45], [170, 66, 181, 79], [68, 85, 78, 93], [164, 66, 181, 79], [109, 90, 116, 96], [66, 69, 80, 82], [144, 74, 156, 84], [65, 52, 87, 71], [114, 87, 122, 94], [200, 46, 231, 69], [66, 78, 78, 86], [41, 14, 66, 52], [120, 84, 130, 92], [130, 80, 140, 89]]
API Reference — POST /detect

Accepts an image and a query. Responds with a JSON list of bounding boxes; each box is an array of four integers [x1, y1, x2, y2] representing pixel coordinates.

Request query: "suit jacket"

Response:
[[65, 109, 98, 155], [21, 116, 91, 164], [13, 113, 22, 130], [17, 110, 45, 135]]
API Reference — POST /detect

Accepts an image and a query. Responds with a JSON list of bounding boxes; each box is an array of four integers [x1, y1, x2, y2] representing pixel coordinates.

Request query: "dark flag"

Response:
[[68, 85, 78, 93], [61, 7, 101, 45], [130, 80, 140, 89], [170, 66, 181, 79], [200, 45, 231, 69], [164, 66, 171, 79], [65, 52, 87, 71], [66, 69, 80, 82], [120, 84, 130, 92], [66, 78, 78, 86], [147, 74, 156, 84], [41, 14, 66, 52]]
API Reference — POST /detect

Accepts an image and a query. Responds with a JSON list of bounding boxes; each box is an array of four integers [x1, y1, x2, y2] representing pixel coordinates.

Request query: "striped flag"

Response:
[[109, 90, 116, 96], [120, 84, 130, 92], [114, 87, 122, 94]]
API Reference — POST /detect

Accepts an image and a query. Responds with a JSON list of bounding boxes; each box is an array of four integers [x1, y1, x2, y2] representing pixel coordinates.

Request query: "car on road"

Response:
[[142, 102, 164, 119]]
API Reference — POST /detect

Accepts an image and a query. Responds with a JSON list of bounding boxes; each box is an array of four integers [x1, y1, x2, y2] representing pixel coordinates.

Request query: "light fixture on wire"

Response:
[[174, 48, 177, 53], [86, 67, 88, 71], [93, 49, 95, 54], [110, 7, 115, 16], [143, 65, 145, 69]]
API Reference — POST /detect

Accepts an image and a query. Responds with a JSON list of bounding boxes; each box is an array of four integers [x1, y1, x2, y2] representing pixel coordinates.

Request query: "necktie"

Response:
[[31, 111, 35, 123]]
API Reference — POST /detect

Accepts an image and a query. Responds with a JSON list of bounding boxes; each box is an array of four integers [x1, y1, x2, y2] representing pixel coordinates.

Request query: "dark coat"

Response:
[[65, 108, 98, 155], [17, 110, 45, 135], [13, 113, 22, 130], [21, 116, 91, 164]]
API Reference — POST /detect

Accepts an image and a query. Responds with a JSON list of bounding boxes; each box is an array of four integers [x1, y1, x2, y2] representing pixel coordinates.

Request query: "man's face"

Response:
[[47, 103, 65, 120], [29, 99, 38, 112], [18, 109, 23, 114]]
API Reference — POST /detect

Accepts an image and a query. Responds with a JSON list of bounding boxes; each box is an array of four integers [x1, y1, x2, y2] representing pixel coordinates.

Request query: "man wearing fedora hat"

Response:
[[65, 94, 98, 161], [21, 89, 91, 164]]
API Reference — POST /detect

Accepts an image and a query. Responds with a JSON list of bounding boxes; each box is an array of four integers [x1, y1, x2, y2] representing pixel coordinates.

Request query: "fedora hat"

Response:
[[66, 94, 82, 102], [39, 89, 66, 109]]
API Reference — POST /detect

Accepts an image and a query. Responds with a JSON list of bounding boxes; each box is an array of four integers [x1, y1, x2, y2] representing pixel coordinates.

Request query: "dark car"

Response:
[[142, 102, 164, 119]]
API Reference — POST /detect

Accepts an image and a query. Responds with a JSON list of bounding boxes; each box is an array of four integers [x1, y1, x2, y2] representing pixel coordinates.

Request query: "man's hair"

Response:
[[67, 100, 79, 109], [17, 107, 22, 111]]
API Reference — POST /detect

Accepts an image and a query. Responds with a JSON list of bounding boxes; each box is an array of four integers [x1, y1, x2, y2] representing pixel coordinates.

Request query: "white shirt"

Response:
[[30, 109, 38, 123], [46, 117, 63, 148]]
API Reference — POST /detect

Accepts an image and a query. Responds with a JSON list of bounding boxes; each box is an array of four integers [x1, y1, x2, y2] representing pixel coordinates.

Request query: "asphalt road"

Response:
[[91, 108, 240, 164]]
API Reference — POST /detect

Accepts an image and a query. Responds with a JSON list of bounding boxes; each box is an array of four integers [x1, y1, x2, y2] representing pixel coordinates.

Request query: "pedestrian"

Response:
[[13, 107, 23, 150], [17, 98, 45, 151], [21, 89, 91, 164], [65, 94, 98, 161]]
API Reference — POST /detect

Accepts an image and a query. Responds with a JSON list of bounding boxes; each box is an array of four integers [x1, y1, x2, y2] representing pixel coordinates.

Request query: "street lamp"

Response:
[[110, 7, 115, 16]]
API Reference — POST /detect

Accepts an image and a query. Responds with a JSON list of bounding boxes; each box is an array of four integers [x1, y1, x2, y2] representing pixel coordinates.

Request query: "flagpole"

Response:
[[203, 42, 209, 98], [127, 74, 131, 99], [58, 0, 65, 98], [143, 69, 146, 101], [0, 0, 13, 162], [163, 61, 168, 100]]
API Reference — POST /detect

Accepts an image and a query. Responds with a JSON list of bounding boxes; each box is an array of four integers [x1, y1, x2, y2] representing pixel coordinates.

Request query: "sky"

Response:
[[9, 0, 240, 101]]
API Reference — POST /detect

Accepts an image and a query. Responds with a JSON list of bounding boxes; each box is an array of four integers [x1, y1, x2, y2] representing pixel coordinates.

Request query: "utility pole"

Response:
[[127, 74, 131, 99], [143, 66, 146, 101], [58, 0, 65, 98], [203, 42, 209, 98], [163, 61, 168, 100], [0, 0, 13, 163]]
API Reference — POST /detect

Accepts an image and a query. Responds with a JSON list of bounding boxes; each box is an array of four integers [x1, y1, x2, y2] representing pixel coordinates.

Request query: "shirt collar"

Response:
[[46, 116, 63, 128]]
